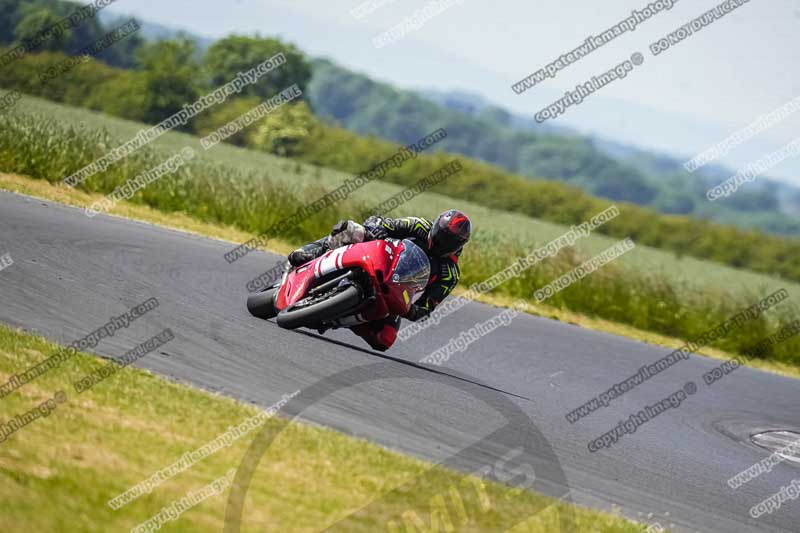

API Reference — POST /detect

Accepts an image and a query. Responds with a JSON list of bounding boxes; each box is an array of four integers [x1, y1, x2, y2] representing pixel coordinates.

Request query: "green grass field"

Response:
[[0, 325, 653, 532], [1, 95, 799, 369], [11, 95, 797, 300]]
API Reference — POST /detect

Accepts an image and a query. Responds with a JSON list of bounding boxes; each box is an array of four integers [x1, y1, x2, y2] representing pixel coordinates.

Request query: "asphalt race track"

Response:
[[1, 190, 798, 532]]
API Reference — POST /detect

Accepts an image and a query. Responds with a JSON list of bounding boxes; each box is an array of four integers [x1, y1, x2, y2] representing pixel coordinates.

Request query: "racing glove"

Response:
[[404, 304, 428, 322], [367, 226, 388, 240], [363, 217, 389, 240]]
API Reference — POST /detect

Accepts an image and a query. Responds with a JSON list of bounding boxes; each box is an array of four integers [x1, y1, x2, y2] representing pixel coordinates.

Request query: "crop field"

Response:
[[2, 95, 798, 366], [12, 96, 796, 298]]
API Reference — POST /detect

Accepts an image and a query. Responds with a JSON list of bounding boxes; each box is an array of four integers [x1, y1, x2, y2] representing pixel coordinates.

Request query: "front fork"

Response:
[[318, 270, 381, 328]]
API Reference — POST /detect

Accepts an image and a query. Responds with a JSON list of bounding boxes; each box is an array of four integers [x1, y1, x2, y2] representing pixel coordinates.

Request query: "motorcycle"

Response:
[[247, 238, 430, 332]]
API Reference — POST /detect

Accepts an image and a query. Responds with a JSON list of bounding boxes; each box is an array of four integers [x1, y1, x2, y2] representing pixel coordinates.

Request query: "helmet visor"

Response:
[[430, 229, 466, 256]]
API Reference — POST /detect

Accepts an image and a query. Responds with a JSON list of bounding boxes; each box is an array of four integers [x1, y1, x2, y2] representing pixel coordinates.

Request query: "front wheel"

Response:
[[276, 285, 362, 330], [247, 287, 279, 319]]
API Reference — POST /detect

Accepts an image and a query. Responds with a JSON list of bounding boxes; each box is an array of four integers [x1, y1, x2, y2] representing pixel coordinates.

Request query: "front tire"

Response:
[[247, 287, 279, 319], [276, 285, 362, 330]]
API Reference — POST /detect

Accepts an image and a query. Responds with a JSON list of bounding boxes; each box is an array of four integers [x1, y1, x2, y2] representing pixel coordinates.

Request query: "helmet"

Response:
[[428, 210, 471, 257]]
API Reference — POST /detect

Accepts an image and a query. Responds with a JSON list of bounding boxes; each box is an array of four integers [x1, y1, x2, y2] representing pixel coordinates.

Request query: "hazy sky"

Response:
[[106, 0, 800, 185]]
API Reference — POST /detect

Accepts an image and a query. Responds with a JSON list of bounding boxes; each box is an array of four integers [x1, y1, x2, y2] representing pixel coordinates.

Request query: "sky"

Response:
[[105, 0, 800, 186]]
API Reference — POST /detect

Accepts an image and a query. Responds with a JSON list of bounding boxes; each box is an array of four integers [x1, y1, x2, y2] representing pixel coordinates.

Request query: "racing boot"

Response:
[[288, 236, 329, 267], [290, 220, 367, 267]]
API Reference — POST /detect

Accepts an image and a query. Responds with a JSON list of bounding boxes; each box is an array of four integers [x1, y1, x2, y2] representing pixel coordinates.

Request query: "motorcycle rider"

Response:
[[287, 210, 472, 351]]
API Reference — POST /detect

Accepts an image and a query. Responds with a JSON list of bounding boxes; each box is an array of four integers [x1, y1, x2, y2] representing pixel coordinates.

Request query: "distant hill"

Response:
[[89, 9, 799, 237], [307, 60, 800, 236], [98, 9, 215, 51], [421, 89, 571, 137], [425, 88, 800, 225]]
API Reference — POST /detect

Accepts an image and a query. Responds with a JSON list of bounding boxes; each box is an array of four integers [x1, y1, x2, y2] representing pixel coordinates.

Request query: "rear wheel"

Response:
[[277, 285, 362, 330], [247, 287, 279, 319]]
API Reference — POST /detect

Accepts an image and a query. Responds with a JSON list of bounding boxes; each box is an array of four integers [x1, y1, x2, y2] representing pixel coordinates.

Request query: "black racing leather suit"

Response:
[[288, 215, 462, 322], [361, 215, 461, 322]]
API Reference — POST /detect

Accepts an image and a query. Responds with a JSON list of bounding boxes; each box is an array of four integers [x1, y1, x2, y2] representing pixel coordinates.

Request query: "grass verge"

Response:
[[2, 171, 798, 383], [0, 324, 651, 532]]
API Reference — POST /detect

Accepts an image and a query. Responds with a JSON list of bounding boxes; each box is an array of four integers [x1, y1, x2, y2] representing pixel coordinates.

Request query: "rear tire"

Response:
[[277, 285, 362, 330], [247, 287, 279, 320]]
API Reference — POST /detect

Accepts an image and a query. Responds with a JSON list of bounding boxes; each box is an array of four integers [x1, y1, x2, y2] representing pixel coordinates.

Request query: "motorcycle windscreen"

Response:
[[392, 239, 431, 302]]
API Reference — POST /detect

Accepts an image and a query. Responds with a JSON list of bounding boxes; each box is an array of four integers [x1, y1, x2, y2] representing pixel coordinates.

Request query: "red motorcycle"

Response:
[[247, 239, 430, 332]]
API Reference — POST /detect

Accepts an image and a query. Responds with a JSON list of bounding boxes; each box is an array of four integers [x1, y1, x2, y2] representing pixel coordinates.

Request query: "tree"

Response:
[[14, 8, 71, 52], [592, 164, 658, 204], [203, 35, 311, 100], [249, 102, 319, 156], [652, 189, 696, 214], [193, 96, 262, 146], [94, 17, 145, 69], [0, 0, 24, 45], [83, 70, 149, 122], [722, 189, 779, 212], [136, 38, 200, 126]]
